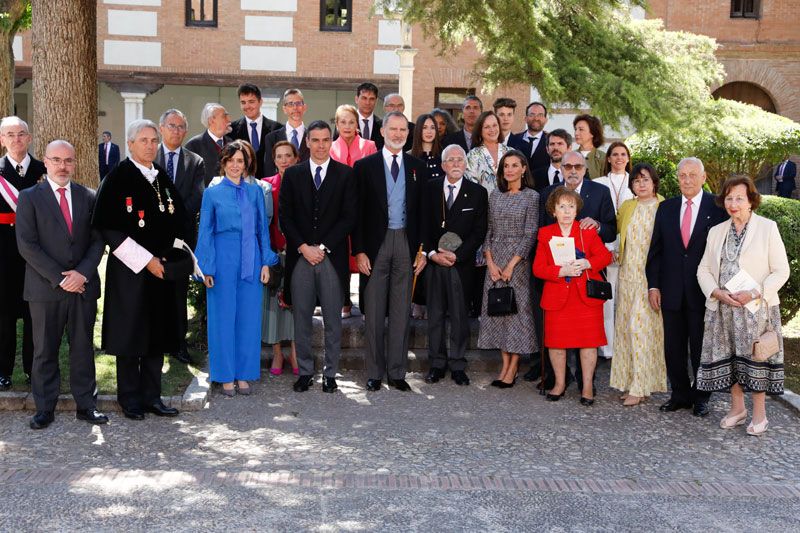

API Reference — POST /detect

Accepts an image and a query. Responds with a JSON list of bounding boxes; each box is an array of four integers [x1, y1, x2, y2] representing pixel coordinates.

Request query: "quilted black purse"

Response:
[[487, 283, 517, 316], [580, 230, 612, 301]]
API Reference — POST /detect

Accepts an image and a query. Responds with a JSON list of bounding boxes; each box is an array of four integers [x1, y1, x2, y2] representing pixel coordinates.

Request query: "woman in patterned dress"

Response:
[[609, 163, 667, 406], [477, 150, 540, 388], [696, 176, 790, 436]]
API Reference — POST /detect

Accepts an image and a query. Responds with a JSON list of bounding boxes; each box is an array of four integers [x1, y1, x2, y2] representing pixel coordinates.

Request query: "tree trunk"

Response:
[[31, 0, 97, 186], [0, 0, 30, 117]]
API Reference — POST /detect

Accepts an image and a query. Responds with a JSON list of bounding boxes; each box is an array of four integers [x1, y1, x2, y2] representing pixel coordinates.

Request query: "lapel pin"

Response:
[[412, 169, 416, 182]]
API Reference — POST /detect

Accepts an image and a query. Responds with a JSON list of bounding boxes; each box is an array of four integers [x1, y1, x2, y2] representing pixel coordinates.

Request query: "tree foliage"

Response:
[[378, 0, 723, 132], [0, 0, 31, 117], [757, 196, 800, 323], [628, 99, 800, 192]]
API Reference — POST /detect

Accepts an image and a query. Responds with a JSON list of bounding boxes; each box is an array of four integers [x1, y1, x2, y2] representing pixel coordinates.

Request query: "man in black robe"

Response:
[[92, 119, 191, 420]]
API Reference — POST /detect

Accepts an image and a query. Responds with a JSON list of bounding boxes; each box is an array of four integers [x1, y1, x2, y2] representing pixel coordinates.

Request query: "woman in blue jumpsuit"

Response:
[[195, 141, 278, 395]]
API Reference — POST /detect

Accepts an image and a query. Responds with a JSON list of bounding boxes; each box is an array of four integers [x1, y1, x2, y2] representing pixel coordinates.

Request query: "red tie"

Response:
[[58, 187, 72, 235], [681, 198, 692, 248]]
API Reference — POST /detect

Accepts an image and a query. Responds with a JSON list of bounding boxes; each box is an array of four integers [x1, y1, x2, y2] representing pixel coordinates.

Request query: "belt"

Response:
[[0, 212, 15, 225]]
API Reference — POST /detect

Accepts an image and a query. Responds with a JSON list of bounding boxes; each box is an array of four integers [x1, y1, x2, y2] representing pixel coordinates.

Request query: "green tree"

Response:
[[379, 0, 723, 132], [0, 0, 31, 117]]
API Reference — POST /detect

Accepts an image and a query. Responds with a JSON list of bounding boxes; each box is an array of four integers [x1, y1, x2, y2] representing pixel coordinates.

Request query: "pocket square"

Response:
[[461, 207, 474, 212]]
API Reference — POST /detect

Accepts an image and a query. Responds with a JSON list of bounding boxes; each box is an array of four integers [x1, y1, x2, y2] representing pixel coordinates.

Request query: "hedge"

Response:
[[757, 195, 800, 323]]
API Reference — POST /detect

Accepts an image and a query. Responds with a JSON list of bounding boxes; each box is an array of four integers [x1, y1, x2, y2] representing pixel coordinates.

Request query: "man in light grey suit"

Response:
[[15, 140, 107, 429], [185, 103, 232, 186], [156, 108, 205, 365]]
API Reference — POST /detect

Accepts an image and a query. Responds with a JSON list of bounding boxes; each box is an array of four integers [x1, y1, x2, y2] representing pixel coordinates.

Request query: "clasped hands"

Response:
[[488, 260, 515, 283], [711, 288, 759, 308], [60, 270, 87, 293], [558, 258, 591, 278]]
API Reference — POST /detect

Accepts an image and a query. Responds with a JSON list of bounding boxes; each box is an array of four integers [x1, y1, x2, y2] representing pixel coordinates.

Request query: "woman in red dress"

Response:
[[533, 187, 612, 405]]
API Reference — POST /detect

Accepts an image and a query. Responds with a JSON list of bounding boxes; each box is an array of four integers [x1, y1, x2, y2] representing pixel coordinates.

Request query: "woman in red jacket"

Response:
[[533, 187, 612, 405]]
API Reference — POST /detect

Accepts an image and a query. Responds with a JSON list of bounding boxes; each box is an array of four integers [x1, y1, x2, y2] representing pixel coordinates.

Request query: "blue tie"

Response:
[[391, 154, 399, 182], [167, 152, 176, 182], [250, 122, 260, 152], [291, 129, 300, 150], [314, 166, 322, 190], [216, 139, 223, 149]]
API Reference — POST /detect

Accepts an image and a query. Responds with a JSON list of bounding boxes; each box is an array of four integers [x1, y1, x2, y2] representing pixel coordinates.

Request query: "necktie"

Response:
[[15, 164, 23, 176], [105, 143, 110, 165], [215, 139, 223, 151], [58, 187, 72, 235], [250, 122, 260, 152], [391, 154, 399, 182], [362, 118, 370, 140], [530, 136, 538, 157], [553, 169, 560, 185], [314, 166, 322, 190], [167, 152, 176, 182], [776, 161, 785, 178], [446, 184, 456, 209], [291, 129, 300, 150], [681, 199, 693, 248]]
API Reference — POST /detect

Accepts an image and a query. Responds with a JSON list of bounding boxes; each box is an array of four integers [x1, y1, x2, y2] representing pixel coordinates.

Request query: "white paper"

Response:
[[112, 237, 154, 274], [173, 238, 205, 279], [549, 236, 576, 266], [724, 269, 760, 313]]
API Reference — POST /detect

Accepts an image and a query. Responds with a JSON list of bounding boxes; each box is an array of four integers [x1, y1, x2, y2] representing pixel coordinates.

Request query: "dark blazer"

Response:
[[421, 177, 488, 294], [0, 154, 46, 186], [15, 181, 104, 302], [230, 115, 282, 178], [442, 130, 470, 153], [776, 159, 797, 197], [539, 179, 617, 243], [646, 192, 728, 312], [185, 131, 232, 186], [352, 151, 428, 264], [365, 116, 384, 151], [98, 142, 121, 179], [403, 120, 414, 152], [508, 131, 549, 175], [278, 159, 357, 304], [263, 126, 311, 177], [531, 165, 559, 193], [155, 146, 205, 219]]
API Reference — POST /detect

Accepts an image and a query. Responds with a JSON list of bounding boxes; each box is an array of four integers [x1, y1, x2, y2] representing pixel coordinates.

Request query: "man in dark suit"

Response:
[[0, 116, 46, 390], [530, 129, 572, 193], [229, 83, 281, 179], [442, 95, 483, 152], [353, 112, 428, 392], [98, 131, 120, 180], [382, 93, 414, 152], [355, 82, 384, 150], [157, 108, 206, 364], [185, 103, 232, 186], [16, 140, 107, 429], [422, 144, 488, 386], [263, 88, 311, 177], [509, 102, 550, 176], [774, 157, 796, 198], [646, 157, 728, 417], [279, 121, 357, 394]]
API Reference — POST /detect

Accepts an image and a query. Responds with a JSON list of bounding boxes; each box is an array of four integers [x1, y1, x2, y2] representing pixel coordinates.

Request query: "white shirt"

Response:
[[309, 158, 331, 184], [595, 172, 633, 212], [548, 165, 561, 185], [680, 190, 704, 236], [247, 114, 263, 143], [443, 177, 463, 200], [501, 132, 511, 146], [131, 158, 158, 183], [524, 131, 543, 157], [46, 176, 72, 218], [382, 147, 403, 170], [286, 122, 305, 145], [104, 142, 111, 164], [162, 145, 182, 160], [358, 112, 374, 138], [7, 153, 30, 176]]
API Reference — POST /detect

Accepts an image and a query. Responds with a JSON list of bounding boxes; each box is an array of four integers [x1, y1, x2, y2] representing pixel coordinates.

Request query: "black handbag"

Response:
[[487, 283, 517, 316], [266, 263, 284, 291], [580, 230, 612, 301]]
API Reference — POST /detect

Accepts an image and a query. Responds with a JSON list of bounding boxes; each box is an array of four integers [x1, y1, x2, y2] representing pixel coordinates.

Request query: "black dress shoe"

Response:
[[144, 400, 179, 417], [425, 368, 445, 384], [30, 411, 54, 430], [322, 377, 338, 393], [692, 402, 710, 418], [451, 370, 470, 386], [122, 407, 145, 421], [293, 375, 314, 392], [496, 379, 516, 389], [76, 408, 109, 424], [0, 375, 11, 390], [580, 397, 595, 406], [659, 399, 693, 412], [366, 379, 382, 392], [171, 347, 192, 365], [388, 379, 411, 391], [546, 391, 565, 402]]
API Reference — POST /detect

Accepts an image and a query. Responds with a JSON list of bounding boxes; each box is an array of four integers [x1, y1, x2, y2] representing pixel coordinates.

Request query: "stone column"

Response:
[[395, 21, 418, 120], [261, 95, 280, 121]]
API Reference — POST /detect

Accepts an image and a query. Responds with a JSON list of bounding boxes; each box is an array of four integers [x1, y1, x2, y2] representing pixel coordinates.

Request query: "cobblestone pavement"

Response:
[[1, 363, 798, 531]]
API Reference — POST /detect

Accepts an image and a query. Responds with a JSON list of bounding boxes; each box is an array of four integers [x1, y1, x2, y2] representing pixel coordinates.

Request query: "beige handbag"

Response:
[[752, 295, 779, 362]]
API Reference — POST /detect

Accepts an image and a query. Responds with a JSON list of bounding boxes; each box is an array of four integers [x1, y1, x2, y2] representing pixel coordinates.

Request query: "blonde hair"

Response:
[[334, 104, 359, 125]]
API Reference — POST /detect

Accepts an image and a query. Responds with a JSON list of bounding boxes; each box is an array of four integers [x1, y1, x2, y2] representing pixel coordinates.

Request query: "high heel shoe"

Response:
[[269, 368, 282, 376], [497, 379, 516, 389], [490, 379, 503, 387], [292, 368, 299, 376], [546, 390, 565, 401], [580, 397, 594, 406], [719, 410, 747, 429], [746, 418, 769, 436]]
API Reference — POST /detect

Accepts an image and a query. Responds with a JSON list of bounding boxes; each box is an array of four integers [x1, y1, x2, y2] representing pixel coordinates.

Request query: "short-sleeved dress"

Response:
[[477, 188, 539, 354], [696, 223, 785, 395]]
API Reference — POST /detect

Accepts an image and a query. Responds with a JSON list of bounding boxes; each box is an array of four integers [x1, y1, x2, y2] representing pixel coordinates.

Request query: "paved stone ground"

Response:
[[1, 363, 798, 531]]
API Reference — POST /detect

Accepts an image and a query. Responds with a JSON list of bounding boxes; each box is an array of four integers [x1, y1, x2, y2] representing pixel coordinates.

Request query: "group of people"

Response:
[[0, 81, 791, 438]]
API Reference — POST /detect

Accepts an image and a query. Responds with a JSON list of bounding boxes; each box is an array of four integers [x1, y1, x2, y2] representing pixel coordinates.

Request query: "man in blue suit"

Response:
[[98, 131, 120, 180], [646, 157, 727, 417], [774, 157, 796, 198]]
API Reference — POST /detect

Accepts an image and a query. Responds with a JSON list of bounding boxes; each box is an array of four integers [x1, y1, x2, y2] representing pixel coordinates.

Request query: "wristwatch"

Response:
[[319, 244, 331, 254]]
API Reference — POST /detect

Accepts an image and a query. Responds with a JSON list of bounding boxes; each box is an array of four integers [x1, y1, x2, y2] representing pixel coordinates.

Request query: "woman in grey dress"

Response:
[[478, 150, 540, 388], [696, 176, 790, 437]]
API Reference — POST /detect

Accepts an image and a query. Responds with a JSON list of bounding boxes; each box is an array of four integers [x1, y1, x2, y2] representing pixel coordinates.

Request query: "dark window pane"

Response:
[[187, 0, 217, 27], [320, 0, 352, 31]]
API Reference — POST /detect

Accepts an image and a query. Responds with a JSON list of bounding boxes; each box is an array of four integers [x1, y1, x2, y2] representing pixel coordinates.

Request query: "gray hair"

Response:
[[159, 108, 188, 127], [441, 144, 466, 161], [126, 119, 160, 142], [562, 150, 586, 163], [0, 116, 29, 132], [677, 157, 705, 173], [383, 111, 407, 125], [282, 88, 304, 104], [383, 93, 404, 105], [45, 139, 75, 155], [200, 103, 225, 128]]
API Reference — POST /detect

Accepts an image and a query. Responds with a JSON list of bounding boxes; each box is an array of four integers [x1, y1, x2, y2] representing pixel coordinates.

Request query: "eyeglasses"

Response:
[[443, 157, 465, 164], [164, 123, 187, 132], [284, 101, 305, 108], [526, 113, 546, 118], [46, 157, 76, 166], [2, 132, 29, 139], [562, 163, 585, 171]]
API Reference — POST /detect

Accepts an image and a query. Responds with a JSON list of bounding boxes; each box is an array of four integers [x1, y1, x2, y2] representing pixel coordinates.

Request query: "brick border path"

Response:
[[2, 468, 798, 499]]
